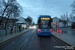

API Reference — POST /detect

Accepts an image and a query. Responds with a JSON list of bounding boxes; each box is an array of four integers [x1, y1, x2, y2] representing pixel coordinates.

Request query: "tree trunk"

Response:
[[0, 21, 1, 26], [5, 16, 9, 35]]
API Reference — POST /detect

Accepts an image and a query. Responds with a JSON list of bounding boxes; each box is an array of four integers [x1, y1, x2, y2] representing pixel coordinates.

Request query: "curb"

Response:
[[0, 29, 31, 44], [52, 34, 75, 50]]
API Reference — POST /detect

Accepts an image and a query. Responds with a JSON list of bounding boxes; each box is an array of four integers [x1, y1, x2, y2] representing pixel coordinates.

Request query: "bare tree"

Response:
[[60, 13, 68, 27], [0, 0, 22, 27], [71, 0, 75, 22], [66, 12, 70, 27], [0, 0, 22, 35], [60, 15, 64, 20], [25, 16, 32, 24]]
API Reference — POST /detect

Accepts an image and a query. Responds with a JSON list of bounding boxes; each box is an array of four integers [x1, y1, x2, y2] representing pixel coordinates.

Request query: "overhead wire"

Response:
[[26, 0, 47, 16], [41, 0, 47, 15], [26, 0, 32, 15]]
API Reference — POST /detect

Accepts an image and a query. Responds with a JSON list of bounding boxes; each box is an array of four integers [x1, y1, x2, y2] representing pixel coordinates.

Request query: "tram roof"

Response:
[[39, 15, 51, 17]]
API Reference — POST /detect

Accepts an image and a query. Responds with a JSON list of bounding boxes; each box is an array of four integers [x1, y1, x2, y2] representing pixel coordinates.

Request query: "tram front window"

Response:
[[39, 20, 51, 29]]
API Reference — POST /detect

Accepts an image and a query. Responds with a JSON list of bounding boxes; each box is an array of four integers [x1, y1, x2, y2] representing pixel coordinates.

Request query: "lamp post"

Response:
[[56, 21, 57, 32]]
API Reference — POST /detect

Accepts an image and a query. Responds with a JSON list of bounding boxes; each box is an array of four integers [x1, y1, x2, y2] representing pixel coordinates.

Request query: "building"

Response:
[[0, 16, 18, 29], [52, 17, 72, 29], [51, 17, 60, 29], [16, 17, 28, 30]]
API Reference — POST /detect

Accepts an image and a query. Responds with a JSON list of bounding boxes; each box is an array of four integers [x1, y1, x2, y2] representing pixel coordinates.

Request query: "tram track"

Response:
[[0, 29, 33, 50], [2, 29, 73, 50], [20, 29, 36, 50], [19, 28, 74, 50], [39, 35, 74, 50], [39, 37, 45, 50]]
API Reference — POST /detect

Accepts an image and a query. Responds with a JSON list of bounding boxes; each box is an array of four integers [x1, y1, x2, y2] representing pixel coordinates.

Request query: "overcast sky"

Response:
[[17, 0, 74, 24]]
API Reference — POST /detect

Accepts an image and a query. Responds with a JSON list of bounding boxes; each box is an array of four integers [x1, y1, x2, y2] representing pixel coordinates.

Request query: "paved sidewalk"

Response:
[[0, 28, 31, 43], [52, 31, 75, 47]]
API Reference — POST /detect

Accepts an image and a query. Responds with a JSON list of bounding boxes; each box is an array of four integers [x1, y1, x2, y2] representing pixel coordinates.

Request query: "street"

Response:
[[0, 0, 75, 50], [0, 28, 72, 50]]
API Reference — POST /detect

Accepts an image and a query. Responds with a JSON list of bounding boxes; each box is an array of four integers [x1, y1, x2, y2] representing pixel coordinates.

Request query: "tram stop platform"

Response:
[[52, 31, 75, 47], [0, 28, 31, 43]]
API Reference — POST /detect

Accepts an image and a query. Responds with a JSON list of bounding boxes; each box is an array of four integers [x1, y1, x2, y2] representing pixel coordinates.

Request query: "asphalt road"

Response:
[[0, 28, 73, 50]]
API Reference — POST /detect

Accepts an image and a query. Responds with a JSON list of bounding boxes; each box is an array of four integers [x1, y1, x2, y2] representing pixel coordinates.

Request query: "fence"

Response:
[[0, 27, 28, 37]]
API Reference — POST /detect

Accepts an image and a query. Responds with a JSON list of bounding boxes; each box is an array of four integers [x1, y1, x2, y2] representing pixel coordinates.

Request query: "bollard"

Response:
[[59, 29, 62, 33]]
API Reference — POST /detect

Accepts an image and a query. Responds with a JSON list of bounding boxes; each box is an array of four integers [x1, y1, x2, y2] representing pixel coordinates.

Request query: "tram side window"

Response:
[[38, 19, 41, 28]]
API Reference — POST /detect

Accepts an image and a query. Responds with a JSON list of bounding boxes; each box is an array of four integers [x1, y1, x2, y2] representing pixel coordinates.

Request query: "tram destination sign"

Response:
[[41, 17, 50, 20]]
